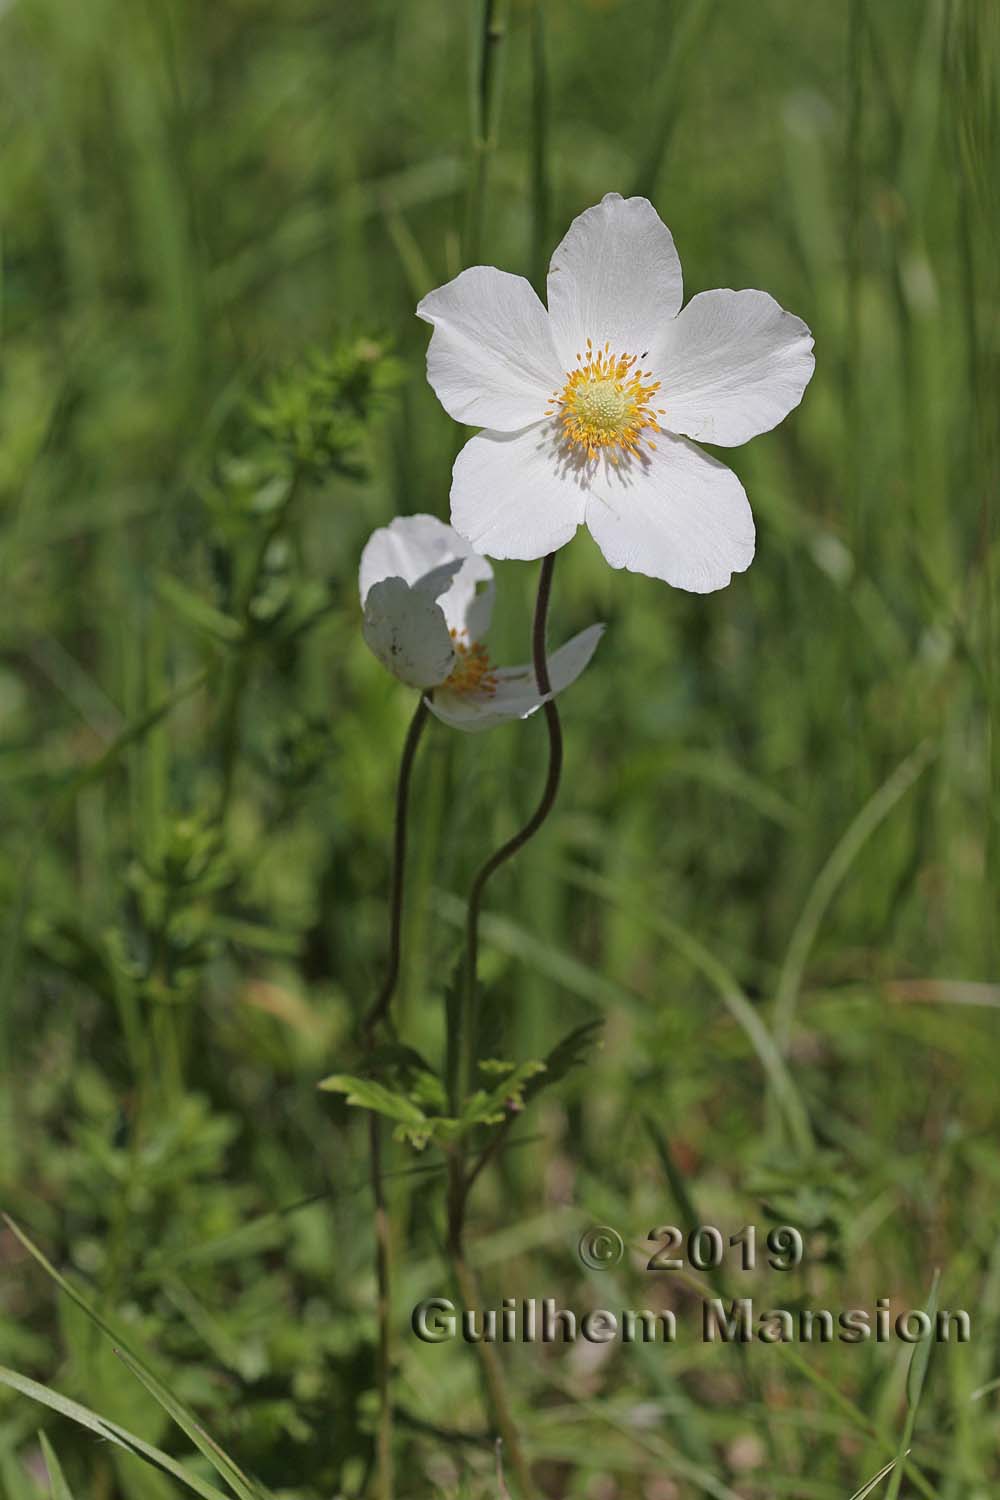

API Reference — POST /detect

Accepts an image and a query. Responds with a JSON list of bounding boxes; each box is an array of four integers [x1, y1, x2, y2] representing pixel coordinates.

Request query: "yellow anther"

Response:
[[444, 631, 499, 697], [553, 342, 663, 461]]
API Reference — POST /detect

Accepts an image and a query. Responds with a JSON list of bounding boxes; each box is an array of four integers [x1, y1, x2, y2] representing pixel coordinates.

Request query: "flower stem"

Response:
[[364, 696, 431, 1041], [362, 693, 431, 1500], [459, 551, 562, 1100], [446, 552, 561, 1500], [450, 1245, 536, 1500]]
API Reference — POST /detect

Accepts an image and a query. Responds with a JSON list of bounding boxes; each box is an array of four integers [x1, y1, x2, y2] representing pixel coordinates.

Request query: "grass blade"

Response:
[[644, 1116, 733, 1304], [554, 863, 814, 1156], [3, 1218, 267, 1500], [848, 1453, 908, 1500], [0, 1367, 230, 1500], [772, 740, 936, 1051], [885, 1270, 941, 1500], [433, 889, 635, 1012], [112, 1348, 263, 1500], [771, 1345, 936, 1500], [38, 1433, 77, 1500]]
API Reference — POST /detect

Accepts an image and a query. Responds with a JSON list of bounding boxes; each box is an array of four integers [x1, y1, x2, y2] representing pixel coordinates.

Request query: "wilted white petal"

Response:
[[410, 557, 465, 602], [362, 577, 456, 689], [417, 267, 562, 430], [546, 193, 683, 369], [655, 289, 815, 446], [450, 423, 588, 561], [585, 435, 754, 592], [428, 623, 605, 733], [359, 512, 495, 638]]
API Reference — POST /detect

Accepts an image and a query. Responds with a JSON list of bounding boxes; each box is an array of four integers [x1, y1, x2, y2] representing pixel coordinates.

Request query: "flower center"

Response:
[[444, 631, 498, 697], [548, 339, 665, 462]]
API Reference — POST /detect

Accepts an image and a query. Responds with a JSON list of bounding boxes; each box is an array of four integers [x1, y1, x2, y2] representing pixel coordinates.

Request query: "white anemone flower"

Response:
[[417, 192, 815, 593], [359, 513, 603, 732]]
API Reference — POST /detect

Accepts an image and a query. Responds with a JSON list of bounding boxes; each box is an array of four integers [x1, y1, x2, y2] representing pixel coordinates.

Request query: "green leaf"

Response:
[[112, 1347, 265, 1500], [0, 1366, 230, 1500], [2, 1218, 268, 1500], [154, 575, 244, 645], [905, 1270, 940, 1409], [462, 1059, 546, 1128], [645, 1115, 731, 1304], [38, 1433, 76, 1500], [523, 1019, 603, 1105], [848, 1454, 908, 1500], [317, 1074, 428, 1126]]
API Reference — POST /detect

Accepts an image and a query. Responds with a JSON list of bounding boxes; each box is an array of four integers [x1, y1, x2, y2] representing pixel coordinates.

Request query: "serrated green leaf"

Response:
[[462, 1060, 546, 1127], [366, 1043, 447, 1111], [317, 1074, 428, 1126], [523, 1019, 603, 1105]]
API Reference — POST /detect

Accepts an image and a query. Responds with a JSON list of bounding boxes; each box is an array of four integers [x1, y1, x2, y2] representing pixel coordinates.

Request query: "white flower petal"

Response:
[[584, 435, 754, 593], [655, 289, 815, 447], [417, 267, 563, 430], [428, 623, 605, 733], [362, 577, 456, 689], [450, 423, 588, 561], [546, 193, 683, 369], [359, 512, 495, 638]]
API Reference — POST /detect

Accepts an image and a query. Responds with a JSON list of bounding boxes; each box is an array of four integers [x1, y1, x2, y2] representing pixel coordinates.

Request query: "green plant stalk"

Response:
[[368, 1114, 394, 1500], [364, 697, 431, 1040], [446, 552, 561, 1500], [449, 1247, 535, 1500], [528, 0, 550, 294], [361, 693, 431, 1500], [465, 0, 508, 267], [845, 0, 865, 553], [456, 553, 562, 1117]]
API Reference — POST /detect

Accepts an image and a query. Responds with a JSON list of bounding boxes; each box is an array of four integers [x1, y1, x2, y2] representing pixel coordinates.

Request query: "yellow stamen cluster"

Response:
[[444, 630, 498, 697], [547, 339, 665, 462]]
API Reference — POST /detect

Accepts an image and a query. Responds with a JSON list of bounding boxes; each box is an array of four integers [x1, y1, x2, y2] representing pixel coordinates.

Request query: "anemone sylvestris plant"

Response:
[[320, 192, 816, 1500]]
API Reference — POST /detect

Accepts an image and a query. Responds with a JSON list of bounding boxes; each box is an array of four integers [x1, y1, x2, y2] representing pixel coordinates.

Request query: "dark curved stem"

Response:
[[444, 554, 560, 1500], [363, 696, 431, 1042], [462, 552, 562, 1057]]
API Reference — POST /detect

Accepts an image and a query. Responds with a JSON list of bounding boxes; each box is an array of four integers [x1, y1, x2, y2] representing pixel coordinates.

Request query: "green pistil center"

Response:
[[571, 378, 629, 432]]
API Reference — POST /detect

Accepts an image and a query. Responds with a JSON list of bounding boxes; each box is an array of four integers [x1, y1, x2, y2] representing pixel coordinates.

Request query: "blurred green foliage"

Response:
[[0, 0, 998, 1497]]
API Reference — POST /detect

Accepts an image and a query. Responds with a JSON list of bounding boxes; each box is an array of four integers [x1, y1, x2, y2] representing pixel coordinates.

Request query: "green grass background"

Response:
[[0, 0, 998, 1495]]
